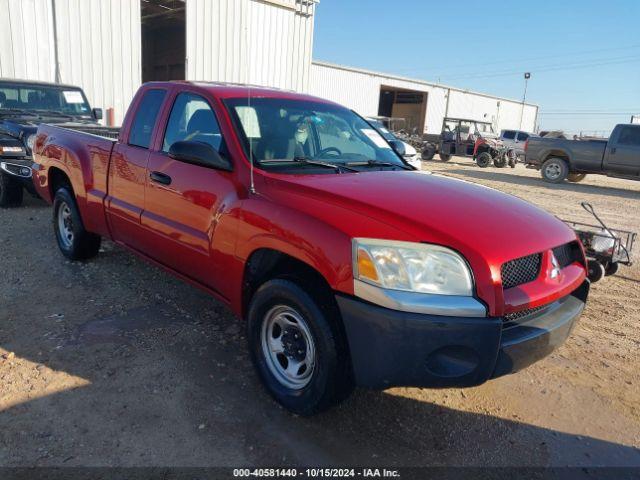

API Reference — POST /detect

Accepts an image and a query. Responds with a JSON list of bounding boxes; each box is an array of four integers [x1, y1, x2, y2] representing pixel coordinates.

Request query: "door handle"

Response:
[[150, 171, 172, 185], [610, 147, 617, 154]]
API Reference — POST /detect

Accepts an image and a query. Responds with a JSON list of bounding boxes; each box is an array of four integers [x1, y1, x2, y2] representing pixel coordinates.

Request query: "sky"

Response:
[[312, 0, 640, 135]]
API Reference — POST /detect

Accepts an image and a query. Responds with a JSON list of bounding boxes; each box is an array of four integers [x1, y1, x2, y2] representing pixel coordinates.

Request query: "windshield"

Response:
[[224, 98, 405, 168], [0, 83, 92, 117], [366, 118, 397, 142]]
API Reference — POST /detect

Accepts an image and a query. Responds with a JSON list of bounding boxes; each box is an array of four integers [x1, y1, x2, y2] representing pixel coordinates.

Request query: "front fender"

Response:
[[234, 196, 353, 295]]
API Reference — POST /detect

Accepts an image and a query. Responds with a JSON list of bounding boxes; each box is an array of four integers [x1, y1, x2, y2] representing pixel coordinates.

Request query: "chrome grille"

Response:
[[501, 253, 542, 289]]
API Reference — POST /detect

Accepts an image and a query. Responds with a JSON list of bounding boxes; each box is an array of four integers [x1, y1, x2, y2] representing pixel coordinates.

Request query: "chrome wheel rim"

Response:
[[545, 163, 561, 179], [261, 305, 316, 390], [57, 202, 74, 248]]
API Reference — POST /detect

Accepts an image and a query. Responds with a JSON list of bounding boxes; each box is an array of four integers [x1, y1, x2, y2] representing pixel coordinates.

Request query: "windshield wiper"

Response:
[[347, 159, 412, 170], [0, 108, 38, 117], [294, 156, 360, 173], [260, 157, 358, 173]]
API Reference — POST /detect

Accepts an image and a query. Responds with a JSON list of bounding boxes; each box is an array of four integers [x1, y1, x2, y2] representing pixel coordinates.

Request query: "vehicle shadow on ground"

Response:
[[2, 297, 640, 468], [434, 167, 640, 200]]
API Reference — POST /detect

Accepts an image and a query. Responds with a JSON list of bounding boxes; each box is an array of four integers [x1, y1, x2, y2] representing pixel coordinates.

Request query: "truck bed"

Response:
[[62, 124, 120, 140], [34, 123, 118, 237], [525, 136, 607, 169]]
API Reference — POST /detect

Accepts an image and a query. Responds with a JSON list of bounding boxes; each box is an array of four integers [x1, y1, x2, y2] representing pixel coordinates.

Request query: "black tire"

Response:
[[439, 153, 451, 162], [604, 262, 619, 276], [421, 145, 436, 161], [587, 260, 605, 283], [0, 171, 24, 207], [541, 157, 569, 183], [493, 155, 507, 168], [567, 173, 587, 183], [476, 152, 492, 168], [52, 187, 101, 261], [247, 278, 353, 415]]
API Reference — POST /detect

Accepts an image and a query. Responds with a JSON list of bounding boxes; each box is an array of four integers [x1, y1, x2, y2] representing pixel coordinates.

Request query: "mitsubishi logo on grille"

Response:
[[549, 252, 560, 279]]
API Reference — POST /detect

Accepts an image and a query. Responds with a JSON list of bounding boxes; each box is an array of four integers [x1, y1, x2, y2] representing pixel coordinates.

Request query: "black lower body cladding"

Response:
[[336, 281, 589, 390]]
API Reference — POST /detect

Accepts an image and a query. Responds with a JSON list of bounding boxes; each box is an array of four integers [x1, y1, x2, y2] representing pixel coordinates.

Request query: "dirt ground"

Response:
[[1, 158, 639, 468]]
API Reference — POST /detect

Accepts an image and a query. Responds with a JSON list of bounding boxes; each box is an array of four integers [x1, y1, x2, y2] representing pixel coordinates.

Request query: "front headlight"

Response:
[[25, 134, 36, 151], [353, 238, 473, 296]]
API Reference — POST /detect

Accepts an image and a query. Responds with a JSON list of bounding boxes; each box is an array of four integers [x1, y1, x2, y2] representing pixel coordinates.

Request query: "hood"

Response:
[[262, 170, 576, 271]]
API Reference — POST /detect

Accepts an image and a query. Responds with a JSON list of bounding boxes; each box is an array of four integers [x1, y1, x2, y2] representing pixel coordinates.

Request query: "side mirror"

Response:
[[168, 141, 232, 171], [389, 139, 406, 156], [92, 108, 103, 120]]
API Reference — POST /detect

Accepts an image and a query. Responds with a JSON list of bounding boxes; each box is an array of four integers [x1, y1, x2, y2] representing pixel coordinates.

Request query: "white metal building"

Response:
[[0, 0, 316, 125], [310, 61, 538, 135], [0, 0, 537, 133]]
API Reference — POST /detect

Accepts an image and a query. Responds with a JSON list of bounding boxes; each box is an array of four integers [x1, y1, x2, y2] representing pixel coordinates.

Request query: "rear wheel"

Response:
[[604, 262, 619, 276], [0, 172, 24, 207], [567, 173, 587, 183], [587, 260, 605, 283], [541, 157, 569, 183], [53, 187, 101, 260], [439, 153, 451, 162], [247, 279, 353, 415], [421, 145, 436, 160], [476, 152, 492, 168]]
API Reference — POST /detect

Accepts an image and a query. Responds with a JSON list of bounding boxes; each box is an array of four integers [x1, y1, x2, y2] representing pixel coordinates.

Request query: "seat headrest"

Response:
[[187, 109, 218, 134]]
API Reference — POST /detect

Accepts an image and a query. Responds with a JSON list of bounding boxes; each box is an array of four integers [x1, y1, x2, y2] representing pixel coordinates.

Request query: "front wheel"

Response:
[[247, 279, 353, 415], [53, 187, 101, 260], [439, 153, 451, 162], [587, 260, 605, 283], [493, 154, 507, 168], [0, 172, 24, 207]]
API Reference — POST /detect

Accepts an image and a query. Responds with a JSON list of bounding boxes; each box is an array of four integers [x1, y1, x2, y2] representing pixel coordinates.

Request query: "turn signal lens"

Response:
[[357, 247, 379, 283]]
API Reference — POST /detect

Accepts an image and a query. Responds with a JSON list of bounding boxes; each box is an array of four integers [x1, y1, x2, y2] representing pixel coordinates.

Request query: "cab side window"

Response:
[[516, 132, 529, 141], [129, 89, 167, 148], [502, 130, 516, 140], [163, 93, 223, 153], [617, 126, 640, 146]]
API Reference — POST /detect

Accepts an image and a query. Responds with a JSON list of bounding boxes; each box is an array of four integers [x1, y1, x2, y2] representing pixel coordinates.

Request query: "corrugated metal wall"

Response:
[[186, 0, 316, 92], [0, 0, 56, 81], [310, 62, 539, 135], [0, 0, 141, 125], [53, 0, 141, 125]]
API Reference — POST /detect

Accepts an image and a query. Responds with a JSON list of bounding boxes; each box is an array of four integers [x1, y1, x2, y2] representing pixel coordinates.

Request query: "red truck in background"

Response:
[[32, 81, 589, 415]]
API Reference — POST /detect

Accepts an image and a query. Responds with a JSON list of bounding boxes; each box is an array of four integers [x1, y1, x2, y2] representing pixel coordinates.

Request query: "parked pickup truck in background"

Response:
[[33, 81, 589, 415], [525, 124, 640, 183], [0, 78, 116, 207]]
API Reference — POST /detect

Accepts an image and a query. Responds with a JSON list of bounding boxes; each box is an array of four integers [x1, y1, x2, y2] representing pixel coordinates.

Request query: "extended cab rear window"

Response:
[[129, 89, 167, 148]]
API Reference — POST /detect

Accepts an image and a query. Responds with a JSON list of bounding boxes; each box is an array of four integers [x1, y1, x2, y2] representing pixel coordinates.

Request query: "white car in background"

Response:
[[500, 129, 537, 160], [366, 118, 421, 170]]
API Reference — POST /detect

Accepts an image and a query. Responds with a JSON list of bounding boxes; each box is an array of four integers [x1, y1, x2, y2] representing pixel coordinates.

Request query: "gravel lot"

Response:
[[1, 158, 639, 468]]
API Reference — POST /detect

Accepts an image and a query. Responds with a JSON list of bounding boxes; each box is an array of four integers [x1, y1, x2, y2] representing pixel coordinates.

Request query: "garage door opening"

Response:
[[141, 0, 186, 82], [378, 87, 427, 134]]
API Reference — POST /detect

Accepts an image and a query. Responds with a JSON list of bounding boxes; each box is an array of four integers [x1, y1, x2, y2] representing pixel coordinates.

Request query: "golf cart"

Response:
[[422, 117, 516, 168]]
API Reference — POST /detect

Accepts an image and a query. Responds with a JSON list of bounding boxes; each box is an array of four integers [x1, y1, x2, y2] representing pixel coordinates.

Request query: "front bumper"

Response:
[[336, 280, 589, 389]]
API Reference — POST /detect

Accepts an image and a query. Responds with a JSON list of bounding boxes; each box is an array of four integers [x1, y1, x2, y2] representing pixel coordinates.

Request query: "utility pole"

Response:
[[519, 72, 530, 130]]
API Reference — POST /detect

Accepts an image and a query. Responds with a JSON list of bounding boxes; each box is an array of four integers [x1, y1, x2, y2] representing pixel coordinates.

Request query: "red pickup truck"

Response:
[[32, 82, 589, 415]]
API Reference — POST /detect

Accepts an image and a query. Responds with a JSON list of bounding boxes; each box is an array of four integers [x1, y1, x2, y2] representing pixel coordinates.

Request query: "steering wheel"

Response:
[[315, 147, 342, 159]]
